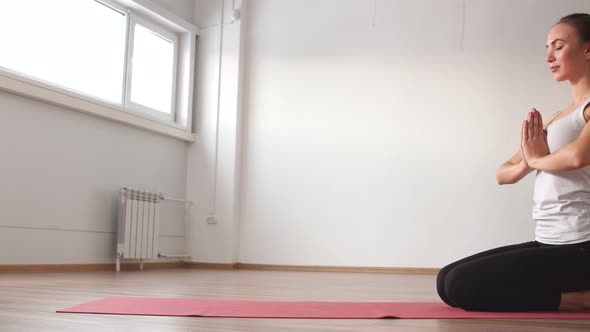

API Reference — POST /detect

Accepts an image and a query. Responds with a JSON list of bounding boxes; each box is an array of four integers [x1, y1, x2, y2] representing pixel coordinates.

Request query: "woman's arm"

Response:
[[497, 109, 561, 184], [496, 149, 534, 185], [524, 107, 590, 171]]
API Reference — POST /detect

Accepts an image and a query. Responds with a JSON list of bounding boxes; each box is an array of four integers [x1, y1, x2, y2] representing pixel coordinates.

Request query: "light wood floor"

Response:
[[1, 268, 590, 331]]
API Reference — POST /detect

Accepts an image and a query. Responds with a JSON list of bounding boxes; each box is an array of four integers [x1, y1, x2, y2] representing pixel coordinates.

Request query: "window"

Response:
[[0, 0, 126, 103], [0, 0, 196, 140], [127, 16, 177, 120]]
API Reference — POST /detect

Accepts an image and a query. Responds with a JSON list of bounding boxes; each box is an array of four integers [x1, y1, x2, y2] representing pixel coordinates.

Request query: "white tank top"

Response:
[[533, 97, 590, 245]]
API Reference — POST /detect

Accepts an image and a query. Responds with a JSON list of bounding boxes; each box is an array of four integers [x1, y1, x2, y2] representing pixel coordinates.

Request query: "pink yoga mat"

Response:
[[57, 297, 590, 319]]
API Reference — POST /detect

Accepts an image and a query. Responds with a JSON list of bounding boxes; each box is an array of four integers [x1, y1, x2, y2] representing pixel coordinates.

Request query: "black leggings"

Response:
[[437, 240, 590, 312]]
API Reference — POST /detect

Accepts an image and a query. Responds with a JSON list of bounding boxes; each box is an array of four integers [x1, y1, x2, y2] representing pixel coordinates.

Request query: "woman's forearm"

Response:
[[527, 144, 583, 171], [496, 161, 534, 185]]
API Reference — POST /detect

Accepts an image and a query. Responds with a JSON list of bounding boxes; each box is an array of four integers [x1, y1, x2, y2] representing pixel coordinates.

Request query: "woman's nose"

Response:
[[546, 53, 555, 63]]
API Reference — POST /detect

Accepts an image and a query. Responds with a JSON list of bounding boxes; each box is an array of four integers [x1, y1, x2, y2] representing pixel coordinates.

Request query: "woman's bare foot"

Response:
[[559, 290, 590, 311]]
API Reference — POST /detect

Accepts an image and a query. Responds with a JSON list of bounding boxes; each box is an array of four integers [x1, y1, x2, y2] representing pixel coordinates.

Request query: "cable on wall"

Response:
[[460, 0, 466, 51], [209, 0, 226, 224], [372, 0, 377, 27]]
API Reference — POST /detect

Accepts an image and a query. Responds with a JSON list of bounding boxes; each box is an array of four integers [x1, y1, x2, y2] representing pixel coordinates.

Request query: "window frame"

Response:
[[0, 0, 197, 142]]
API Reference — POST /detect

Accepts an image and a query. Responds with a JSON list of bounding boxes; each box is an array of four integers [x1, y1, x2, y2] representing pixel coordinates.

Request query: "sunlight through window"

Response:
[[0, 0, 125, 103], [129, 23, 175, 115]]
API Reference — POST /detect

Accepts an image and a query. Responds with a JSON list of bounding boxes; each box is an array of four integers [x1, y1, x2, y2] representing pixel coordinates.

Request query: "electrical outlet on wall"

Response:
[[231, 8, 240, 22], [207, 215, 218, 224]]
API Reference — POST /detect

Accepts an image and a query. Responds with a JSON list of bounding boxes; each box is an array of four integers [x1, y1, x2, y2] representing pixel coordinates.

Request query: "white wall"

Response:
[[187, 0, 244, 263], [151, 0, 195, 24], [0, 92, 188, 264], [0, 0, 195, 265], [235, 0, 589, 268]]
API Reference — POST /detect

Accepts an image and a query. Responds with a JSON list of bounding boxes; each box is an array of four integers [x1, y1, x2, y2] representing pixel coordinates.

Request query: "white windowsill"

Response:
[[0, 70, 196, 142]]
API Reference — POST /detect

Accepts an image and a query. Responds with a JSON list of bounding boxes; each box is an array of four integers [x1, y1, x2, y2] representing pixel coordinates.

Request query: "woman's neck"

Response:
[[571, 67, 590, 105], [572, 78, 590, 105]]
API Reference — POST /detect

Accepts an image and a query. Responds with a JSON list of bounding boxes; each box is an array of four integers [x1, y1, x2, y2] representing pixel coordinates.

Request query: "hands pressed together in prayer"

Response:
[[521, 108, 550, 168]]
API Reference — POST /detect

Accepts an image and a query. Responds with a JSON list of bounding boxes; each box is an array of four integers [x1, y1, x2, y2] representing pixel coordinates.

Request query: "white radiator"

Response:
[[116, 188, 162, 271]]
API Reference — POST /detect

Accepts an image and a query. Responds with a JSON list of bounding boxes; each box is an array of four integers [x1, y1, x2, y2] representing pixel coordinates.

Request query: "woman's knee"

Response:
[[443, 266, 481, 311], [436, 264, 458, 307]]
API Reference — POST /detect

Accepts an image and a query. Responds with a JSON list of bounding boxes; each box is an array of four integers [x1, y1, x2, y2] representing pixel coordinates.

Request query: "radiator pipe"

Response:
[[158, 253, 191, 258], [162, 196, 193, 204]]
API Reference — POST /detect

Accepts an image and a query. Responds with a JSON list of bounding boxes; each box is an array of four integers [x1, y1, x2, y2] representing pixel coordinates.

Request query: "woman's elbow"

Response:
[[571, 157, 584, 169], [570, 148, 590, 169], [496, 172, 513, 185]]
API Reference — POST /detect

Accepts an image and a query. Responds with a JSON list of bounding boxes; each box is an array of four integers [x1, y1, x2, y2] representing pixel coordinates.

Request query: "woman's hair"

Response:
[[557, 13, 590, 43]]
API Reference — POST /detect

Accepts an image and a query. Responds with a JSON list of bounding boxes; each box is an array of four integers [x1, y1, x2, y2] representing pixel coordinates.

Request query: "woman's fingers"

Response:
[[532, 110, 538, 137], [521, 120, 530, 161], [527, 112, 535, 139], [537, 110, 544, 136]]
